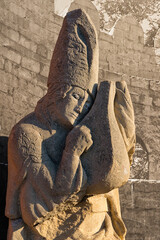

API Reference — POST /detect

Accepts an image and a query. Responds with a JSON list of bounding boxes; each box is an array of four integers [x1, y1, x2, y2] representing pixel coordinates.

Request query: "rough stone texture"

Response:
[[0, 0, 160, 239], [80, 81, 135, 194], [5, 9, 135, 240], [119, 180, 160, 240]]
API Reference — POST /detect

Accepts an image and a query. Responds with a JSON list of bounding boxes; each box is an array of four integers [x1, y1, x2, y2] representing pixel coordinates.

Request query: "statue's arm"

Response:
[[5, 124, 44, 219], [55, 125, 92, 196]]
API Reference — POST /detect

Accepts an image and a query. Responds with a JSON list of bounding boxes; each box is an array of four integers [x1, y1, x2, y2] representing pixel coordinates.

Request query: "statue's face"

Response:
[[54, 86, 93, 127]]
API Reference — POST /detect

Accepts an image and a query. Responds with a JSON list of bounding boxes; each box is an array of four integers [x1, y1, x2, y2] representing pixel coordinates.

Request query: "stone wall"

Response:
[[120, 180, 160, 240], [0, 0, 160, 239], [0, 0, 62, 136]]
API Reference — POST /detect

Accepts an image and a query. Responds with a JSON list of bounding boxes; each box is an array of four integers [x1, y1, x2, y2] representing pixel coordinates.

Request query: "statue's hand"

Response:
[[65, 125, 93, 157]]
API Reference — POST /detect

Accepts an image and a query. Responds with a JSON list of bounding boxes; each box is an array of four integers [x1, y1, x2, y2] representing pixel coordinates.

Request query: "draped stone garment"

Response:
[[6, 80, 135, 239]]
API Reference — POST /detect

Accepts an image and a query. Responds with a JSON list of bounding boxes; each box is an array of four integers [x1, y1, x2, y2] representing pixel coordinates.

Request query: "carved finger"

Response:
[[84, 137, 93, 152]]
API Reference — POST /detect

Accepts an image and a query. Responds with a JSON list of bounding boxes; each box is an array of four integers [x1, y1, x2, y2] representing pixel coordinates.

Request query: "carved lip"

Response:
[[68, 112, 79, 119]]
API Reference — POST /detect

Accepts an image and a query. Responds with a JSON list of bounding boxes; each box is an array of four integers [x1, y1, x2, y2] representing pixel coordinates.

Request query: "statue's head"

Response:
[[36, 9, 99, 128]]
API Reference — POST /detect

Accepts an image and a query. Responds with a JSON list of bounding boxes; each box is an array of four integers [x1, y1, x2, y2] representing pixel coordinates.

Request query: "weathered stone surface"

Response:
[[120, 180, 160, 240], [80, 80, 135, 194], [0, 0, 160, 239], [5, 9, 135, 240], [21, 56, 40, 73]]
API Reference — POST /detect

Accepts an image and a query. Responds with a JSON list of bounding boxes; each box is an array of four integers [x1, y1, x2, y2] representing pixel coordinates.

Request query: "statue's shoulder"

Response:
[[9, 112, 42, 145]]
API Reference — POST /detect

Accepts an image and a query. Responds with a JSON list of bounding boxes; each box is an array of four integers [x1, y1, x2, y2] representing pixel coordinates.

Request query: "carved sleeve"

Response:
[[5, 124, 44, 219], [55, 150, 87, 199], [114, 81, 136, 164]]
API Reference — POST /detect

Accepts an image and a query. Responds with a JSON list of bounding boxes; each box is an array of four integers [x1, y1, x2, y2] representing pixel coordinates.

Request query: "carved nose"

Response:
[[75, 106, 82, 114]]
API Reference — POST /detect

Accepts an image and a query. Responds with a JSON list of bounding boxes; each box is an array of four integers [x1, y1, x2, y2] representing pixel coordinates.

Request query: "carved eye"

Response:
[[72, 93, 80, 100]]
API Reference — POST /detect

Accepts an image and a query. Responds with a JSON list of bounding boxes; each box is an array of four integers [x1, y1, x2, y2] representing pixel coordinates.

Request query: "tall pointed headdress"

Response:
[[47, 9, 99, 96]]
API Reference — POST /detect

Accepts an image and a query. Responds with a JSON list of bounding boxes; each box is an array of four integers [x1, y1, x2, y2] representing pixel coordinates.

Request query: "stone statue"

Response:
[[5, 9, 135, 240]]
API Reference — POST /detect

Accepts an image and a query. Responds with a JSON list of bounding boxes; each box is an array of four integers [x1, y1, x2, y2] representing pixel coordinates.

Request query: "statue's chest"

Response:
[[42, 130, 67, 165]]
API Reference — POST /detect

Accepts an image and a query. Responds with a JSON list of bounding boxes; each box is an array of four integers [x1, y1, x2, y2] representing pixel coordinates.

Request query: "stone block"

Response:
[[124, 38, 134, 49], [0, 92, 13, 109], [40, 64, 49, 78], [142, 105, 151, 116], [113, 29, 124, 45], [45, 20, 61, 35], [18, 78, 28, 90], [132, 181, 147, 192], [141, 69, 154, 80], [28, 95, 40, 108], [145, 237, 159, 240], [26, 10, 46, 28], [119, 183, 134, 209], [37, 44, 48, 58], [1, 82, 8, 93], [1, 24, 19, 42], [154, 31, 160, 47], [29, 21, 43, 36], [122, 208, 146, 226], [121, 15, 139, 26], [138, 36, 144, 44], [149, 161, 159, 173], [155, 48, 160, 56], [130, 76, 149, 89], [139, 95, 153, 106], [21, 56, 40, 73], [27, 82, 44, 97], [133, 103, 144, 115], [124, 218, 145, 235], [47, 50, 53, 60], [13, 90, 28, 107], [1, 111, 16, 135], [1, 47, 21, 64], [75, 0, 96, 9], [126, 233, 144, 240], [130, 93, 139, 104], [11, 73, 19, 87], [9, 3, 26, 18], [155, 55, 160, 64], [99, 40, 114, 53], [4, 59, 13, 73], [129, 25, 144, 40], [37, 74, 47, 87], [150, 80, 160, 92], [0, 57, 4, 69], [99, 51, 107, 63], [18, 67, 33, 81], [99, 31, 113, 43], [19, 35, 37, 52], [141, 53, 150, 63], [145, 181, 160, 193], [8, 9, 29, 31], [134, 43, 144, 52], [116, 21, 130, 32], [0, 69, 14, 86], [134, 196, 160, 209]]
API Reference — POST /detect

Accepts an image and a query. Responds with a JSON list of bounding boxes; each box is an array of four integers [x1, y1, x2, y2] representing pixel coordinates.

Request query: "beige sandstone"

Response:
[[5, 9, 135, 240]]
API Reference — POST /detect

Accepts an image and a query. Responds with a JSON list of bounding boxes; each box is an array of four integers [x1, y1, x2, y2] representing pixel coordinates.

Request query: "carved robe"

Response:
[[6, 81, 135, 240]]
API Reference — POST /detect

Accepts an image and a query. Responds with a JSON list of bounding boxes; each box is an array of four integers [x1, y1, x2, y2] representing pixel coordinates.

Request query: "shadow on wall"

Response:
[[130, 136, 149, 180], [0, 136, 9, 240]]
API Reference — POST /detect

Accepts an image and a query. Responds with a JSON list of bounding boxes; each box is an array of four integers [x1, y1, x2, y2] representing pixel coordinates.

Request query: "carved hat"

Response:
[[47, 9, 99, 97]]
